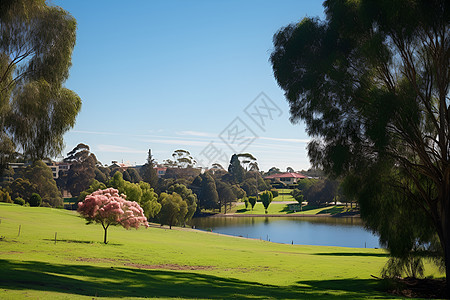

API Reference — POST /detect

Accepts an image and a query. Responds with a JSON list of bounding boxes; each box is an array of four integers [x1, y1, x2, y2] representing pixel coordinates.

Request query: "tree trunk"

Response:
[[102, 223, 109, 244]]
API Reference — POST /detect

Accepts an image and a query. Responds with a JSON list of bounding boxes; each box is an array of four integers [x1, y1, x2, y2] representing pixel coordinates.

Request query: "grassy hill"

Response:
[[0, 203, 442, 299]]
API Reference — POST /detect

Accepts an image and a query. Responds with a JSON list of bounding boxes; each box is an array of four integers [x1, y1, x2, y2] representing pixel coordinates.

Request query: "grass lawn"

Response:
[[272, 189, 295, 202], [233, 203, 356, 216], [0, 203, 443, 299]]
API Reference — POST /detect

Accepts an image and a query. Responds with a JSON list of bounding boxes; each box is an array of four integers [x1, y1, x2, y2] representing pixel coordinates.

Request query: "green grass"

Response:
[[0, 203, 443, 299], [234, 203, 355, 216], [272, 189, 296, 202]]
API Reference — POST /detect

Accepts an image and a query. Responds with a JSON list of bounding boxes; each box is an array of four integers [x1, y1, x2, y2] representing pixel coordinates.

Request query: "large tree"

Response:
[[271, 0, 449, 287], [140, 149, 158, 188], [0, 0, 81, 164], [64, 144, 97, 196]]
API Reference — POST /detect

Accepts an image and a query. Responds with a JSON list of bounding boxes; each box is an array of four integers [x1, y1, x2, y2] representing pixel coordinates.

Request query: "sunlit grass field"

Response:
[[0, 203, 442, 299]]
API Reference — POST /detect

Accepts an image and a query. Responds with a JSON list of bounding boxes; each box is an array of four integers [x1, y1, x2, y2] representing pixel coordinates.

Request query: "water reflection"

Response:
[[189, 216, 380, 248]]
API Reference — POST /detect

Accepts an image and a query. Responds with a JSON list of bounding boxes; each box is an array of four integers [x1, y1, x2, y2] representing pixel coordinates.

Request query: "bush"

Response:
[[29, 193, 42, 207], [14, 197, 25, 206], [0, 189, 12, 203], [248, 196, 257, 210], [260, 190, 273, 214], [243, 196, 249, 209], [271, 190, 279, 198]]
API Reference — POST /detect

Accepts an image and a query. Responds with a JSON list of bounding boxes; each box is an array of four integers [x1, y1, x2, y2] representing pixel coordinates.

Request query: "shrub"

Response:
[[243, 196, 249, 209], [260, 190, 273, 214], [14, 197, 25, 206], [0, 189, 12, 203], [248, 196, 257, 210], [271, 190, 279, 198], [29, 193, 42, 207]]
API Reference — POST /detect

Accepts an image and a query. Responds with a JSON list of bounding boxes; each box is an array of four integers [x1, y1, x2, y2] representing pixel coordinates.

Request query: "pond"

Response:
[[189, 216, 381, 248]]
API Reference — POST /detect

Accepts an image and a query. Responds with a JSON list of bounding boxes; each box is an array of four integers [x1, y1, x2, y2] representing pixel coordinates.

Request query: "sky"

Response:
[[51, 0, 326, 172]]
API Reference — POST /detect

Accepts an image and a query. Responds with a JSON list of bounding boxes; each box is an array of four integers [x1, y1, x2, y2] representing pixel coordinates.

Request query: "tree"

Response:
[[266, 167, 281, 176], [271, 0, 449, 286], [248, 196, 257, 211], [127, 168, 142, 183], [0, 0, 81, 163], [157, 192, 188, 229], [64, 144, 97, 196], [196, 172, 219, 210], [216, 181, 236, 213], [286, 167, 295, 173], [228, 154, 245, 184], [77, 188, 149, 244], [170, 149, 196, 168], [139, 181, 161, 219], [140, 149, 158, 188], [0, 189, 12, 203], [260, 190, 273, 214], [29, 193, 42, 207], [167, 183, 197, 223], [9, 177, 37, 202], [24, 160, 62, 207]]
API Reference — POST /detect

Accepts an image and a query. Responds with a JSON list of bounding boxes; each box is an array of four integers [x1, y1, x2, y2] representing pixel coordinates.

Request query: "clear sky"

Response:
[[51, 0, 326, 172]]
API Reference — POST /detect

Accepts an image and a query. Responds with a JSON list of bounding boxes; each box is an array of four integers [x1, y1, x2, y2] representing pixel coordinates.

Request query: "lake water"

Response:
[[190, 216, 381, 248]]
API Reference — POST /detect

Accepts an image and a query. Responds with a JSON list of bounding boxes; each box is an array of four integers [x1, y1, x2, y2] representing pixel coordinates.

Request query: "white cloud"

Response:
[[176, 130, 216, 138], [96, 144, 147, 154], [141, 139, 210, 147]]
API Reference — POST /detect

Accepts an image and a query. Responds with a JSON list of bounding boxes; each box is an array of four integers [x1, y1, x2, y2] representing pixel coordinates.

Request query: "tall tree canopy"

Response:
[[0, 0, 81, 164], [271, 0, 449, 286]]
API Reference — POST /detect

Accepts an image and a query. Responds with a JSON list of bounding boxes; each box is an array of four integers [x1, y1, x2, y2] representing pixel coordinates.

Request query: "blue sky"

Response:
[[51, 0, 325, 172]]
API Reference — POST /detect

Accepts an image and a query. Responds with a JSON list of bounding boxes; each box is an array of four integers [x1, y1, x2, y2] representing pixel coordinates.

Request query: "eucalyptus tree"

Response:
[[271, 0, 449, 286], [0, 0, 81, 165]]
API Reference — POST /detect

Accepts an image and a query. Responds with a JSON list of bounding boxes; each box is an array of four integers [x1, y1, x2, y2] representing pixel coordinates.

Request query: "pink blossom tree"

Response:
[[78, 188, 149, 244]]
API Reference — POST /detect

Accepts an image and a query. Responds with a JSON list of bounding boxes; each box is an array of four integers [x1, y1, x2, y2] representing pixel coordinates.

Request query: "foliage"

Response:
[[157, 192, 188, 229], [0, 0, 81, 162], [9, 177, 37, 202], [230, 184, 246, 200], [271, 0, 449, 282], [216, 180, 236, 213], [164, 149, 196, 168], [140, 149, 158, 188], [77, 188, 148, 244], [260, 190, 273, 214], [64, 144, 97, 197], [228, 154, 245, 184], [29, 193, 42, 207], [291, 189, 304, 203], [23, 160, 62, 207], [243, 196, 249, 209], [270, 190, 279, 198], [248, 196, 257, 211], [240, 178, 257, 197], [196, 172, 219, 210], [13, 197, 25, 205], [167, 183, 197, 222], [77, 179, 106, 202], [0, 189, 12, 203], [126, 168, 142, 183]]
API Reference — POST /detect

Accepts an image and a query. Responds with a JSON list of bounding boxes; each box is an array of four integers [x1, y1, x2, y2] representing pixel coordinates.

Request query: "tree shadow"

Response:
[[316, 206, 344, 215], [0, 259, 393, 299], [42, 239, 123, 246], [312, 252, 388, 258]]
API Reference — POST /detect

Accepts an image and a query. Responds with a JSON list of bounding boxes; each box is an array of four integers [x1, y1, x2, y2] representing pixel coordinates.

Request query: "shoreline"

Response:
[[204, 212, 361, 218]]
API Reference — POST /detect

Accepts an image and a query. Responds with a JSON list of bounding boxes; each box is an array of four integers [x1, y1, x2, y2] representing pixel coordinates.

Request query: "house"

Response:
[[264, 172, 307, 185], [155, 167, 167, 178]]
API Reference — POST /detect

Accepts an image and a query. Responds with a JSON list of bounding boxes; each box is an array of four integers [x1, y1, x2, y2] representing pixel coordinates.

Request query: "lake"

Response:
[[189, 216, 381, 248]]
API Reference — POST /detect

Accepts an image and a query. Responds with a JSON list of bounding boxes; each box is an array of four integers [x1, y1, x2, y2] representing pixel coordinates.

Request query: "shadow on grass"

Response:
[[42, 239, 123, 246], [0, 259, 394, 299], [316, 206, 344, 215], [313, 252, 388, 258]]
